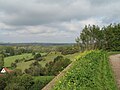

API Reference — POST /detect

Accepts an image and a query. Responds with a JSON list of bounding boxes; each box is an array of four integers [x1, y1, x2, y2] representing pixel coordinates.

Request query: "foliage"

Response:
[[11, 62, 17, 68], [16, 74, 34, 90], [5, 83, 25, 90], [76, 24, 120, 51], [46, 56, 71, 75], [53, 50, 117, 90], [25, 61, 45, 76], [0, 73, 54, 90], [57, 46, 79, 55], [0, 77, 6, 90], [34, 53, 42, 60], [31, 76, 54, 90], [13, 69, 23, 76], [0, 54, 4, 69]]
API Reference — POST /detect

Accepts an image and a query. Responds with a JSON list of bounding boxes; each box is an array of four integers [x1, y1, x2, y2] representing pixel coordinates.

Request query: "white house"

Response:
[[1, 68, 7, 73], [0, 67, 13, 74]]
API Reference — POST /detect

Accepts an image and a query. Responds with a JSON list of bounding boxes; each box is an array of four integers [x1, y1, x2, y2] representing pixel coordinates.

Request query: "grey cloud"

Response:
[[0, 0, 91, 26], [0, 0, 120, 26], [0, 0, 120, 43]]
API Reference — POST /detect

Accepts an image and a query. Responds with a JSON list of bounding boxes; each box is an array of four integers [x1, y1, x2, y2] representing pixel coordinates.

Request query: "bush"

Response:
[[46, 56, 71, 75], [25, 61, 45, 76], [24, 58, 34, 62], [34, 53, 41, 60], [11, 62, 17, 68]]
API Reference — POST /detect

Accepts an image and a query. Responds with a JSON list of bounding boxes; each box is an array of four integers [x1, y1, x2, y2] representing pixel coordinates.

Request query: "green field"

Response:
[[4, 53, 46, 68], [4, 53, 33, 67], [4, 52, 80, 72], [33, 76, 55, 82], [16, 60, 35, 71], [39, 52, 80, 67]]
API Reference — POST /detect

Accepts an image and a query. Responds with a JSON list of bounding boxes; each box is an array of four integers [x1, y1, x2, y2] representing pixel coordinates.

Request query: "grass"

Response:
[[33, 76, 55, 82], [16, 60, 35, 71], [53, 50, 117, 90], [39, 52, 80, 67], [4, 53, 33, 67], [64, 52, 80, 61], [4, 53, 46, 68], [4, 51, 80, 72], [108, 51, 120, 55], [39, 52, 61, 67], [33, 76, 55, 89]]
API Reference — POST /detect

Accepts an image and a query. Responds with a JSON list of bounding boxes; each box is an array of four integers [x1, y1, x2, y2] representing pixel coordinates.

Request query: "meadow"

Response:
[[4, 51, 80, 72], [4, 53, 33, 67]]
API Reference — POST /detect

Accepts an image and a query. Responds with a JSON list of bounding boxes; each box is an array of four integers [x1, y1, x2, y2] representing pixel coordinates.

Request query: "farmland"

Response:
[[4, 51, 79, 71], [4, 53, 33, 67], [4, 53, 46, 68]]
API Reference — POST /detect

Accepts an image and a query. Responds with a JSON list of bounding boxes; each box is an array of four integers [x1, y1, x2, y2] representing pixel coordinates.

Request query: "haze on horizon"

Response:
[[0, 0, 120, 43]]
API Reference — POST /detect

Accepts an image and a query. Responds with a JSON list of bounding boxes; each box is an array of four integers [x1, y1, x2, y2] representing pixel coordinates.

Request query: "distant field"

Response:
[[39, 52, 61, 67], [4, 53, 46, 68], [4, 53, 33, 67], [16, 60, 35, 71], [39, 52, 80, 67], [64, 52, 80, 61], [4, 52, 79, 72]]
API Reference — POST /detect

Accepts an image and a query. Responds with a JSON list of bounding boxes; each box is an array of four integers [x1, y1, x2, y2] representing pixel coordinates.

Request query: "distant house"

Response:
[[0, 67, 13, 74]]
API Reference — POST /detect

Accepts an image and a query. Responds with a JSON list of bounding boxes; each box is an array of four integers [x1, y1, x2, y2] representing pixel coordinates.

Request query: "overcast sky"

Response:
[[0, 0, 120, 43]]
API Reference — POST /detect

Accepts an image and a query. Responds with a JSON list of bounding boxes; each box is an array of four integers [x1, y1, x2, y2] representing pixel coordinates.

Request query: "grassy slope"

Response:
[[4, 53, 33, 67], [108, 51, 120, 55], [39, 52, 80, 67], [33, 76, 55, 82], [4, 52, 80, 72], [4, 53, 46, 67], [16, 60, 35, 71], [53, 50, 117, 90]]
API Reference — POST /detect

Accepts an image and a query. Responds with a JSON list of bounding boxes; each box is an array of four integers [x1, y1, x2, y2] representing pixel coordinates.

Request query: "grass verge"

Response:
[[53, 50, 117, 90]]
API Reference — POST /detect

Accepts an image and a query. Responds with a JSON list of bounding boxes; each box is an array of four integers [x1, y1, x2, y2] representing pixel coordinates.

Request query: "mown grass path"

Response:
[[110, 54, 120, 89]]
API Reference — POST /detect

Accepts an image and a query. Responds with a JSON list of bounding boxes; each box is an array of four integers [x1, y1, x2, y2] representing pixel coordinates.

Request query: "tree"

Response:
[[25, 61, 45, 76], [76, 23, 120, 51], [46, 56, 71, 75], [32, 52, 35, 55], [13, 69, 23, 76], [34, 53, 41, 60], [0, 77, 6, 90], [17, 74, 34, 90], [5, 47, 15, 56], [104, 24, 120, 51], [11, 62, 17, 68], [5, 83, 25, 90], [0, 54, 4, 69]]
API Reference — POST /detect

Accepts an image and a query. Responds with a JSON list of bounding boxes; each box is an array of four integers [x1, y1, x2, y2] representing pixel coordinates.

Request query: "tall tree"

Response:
[[0, 54, 4, 69], [76, 23, 120, 51]]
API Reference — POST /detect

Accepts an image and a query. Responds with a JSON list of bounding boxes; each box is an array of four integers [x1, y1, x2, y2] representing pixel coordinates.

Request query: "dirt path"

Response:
[[110, 54, 120, 89]]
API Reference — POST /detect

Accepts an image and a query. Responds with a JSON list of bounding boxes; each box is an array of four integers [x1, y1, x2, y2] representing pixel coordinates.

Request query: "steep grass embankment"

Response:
[[53, 50, 117, 90]]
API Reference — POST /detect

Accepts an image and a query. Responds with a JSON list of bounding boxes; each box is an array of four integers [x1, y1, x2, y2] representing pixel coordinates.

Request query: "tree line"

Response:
[[76, 23, 120, 51]]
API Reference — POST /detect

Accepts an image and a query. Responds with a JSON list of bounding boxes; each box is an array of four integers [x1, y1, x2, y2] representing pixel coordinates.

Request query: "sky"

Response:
[[0, 0, 120, 43]]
